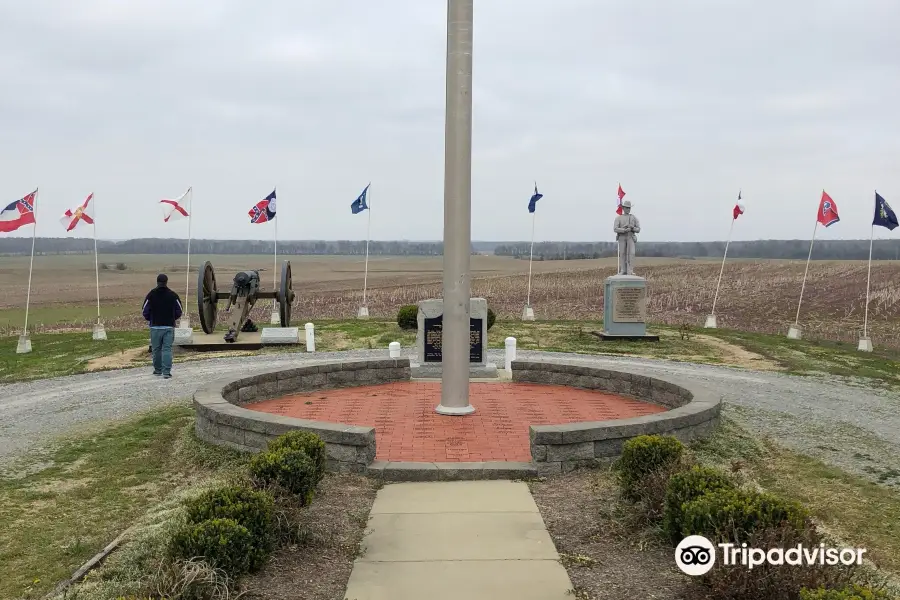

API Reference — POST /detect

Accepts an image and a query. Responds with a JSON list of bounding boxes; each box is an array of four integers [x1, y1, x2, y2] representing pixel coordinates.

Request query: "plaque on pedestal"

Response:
[[595, 275, 659, 341], [412, 298, 497, 378]]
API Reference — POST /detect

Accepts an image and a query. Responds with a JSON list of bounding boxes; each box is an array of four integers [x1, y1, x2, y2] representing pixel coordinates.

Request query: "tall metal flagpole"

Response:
[[437, 0, 475, 415], [363, 183, 372, 308], [184, 187, 193, 328], [526, 209, 536, 307], [20, 188, 39, 352], [710, 216, 736, 318], [271, 188, 279, 321], [790, 218, 820, 338], [91, 193, 106, 340], [863, 223, 875, 339]]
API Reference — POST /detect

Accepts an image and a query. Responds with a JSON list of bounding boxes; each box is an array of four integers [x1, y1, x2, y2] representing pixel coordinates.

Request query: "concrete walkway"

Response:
[[342, 481, 573, 600]]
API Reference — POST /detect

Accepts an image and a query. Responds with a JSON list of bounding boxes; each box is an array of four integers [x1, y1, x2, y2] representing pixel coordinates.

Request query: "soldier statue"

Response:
[[613, 199, 640, 275]]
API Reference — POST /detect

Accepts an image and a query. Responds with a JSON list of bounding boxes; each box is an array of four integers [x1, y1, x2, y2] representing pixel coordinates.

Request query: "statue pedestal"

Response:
[[596, 275, 659, 341]]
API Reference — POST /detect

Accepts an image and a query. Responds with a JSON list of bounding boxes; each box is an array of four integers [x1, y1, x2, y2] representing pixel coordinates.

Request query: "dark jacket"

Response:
[[142, 286, 183, 327]]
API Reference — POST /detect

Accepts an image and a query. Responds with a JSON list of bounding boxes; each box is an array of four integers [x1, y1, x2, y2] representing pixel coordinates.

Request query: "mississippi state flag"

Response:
[[817, 191, 840, 228], [60, 193, 95, 232], [161, 187, 191, 222], [616, 184, 626, 215], [249, 189, 276, 224], [733, 191, 745, 220], [0, 190, 37, 233]]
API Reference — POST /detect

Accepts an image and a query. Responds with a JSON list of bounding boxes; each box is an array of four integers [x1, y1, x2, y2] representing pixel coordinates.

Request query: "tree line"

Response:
[[1, 237, 899, 260]]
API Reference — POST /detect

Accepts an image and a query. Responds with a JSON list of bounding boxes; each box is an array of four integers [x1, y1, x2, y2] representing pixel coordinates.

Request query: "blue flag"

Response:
[[527, 183, 543, 214], [873, 192, 898, 231], [351, 184, 370, 214]]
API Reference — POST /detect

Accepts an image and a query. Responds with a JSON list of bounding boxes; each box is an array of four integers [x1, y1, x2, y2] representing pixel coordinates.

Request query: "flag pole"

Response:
[[362, 183, 372, 307], [184, 186, 193, 327], [792, 218, 819, 334], [526, 209, 536, 308], [710, 216, 736, 318], [91, 193, 105, 340], [863, 222, 875, 339], [272, 187, 279, 318], [23, 189, 38, 336]]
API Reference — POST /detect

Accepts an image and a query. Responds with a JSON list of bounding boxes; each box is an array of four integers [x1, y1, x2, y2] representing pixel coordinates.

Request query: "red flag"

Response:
[[0, 190, 37, 233], [817, 190, 840, 228], [616, 184, 625, 215], [161, 187, 191, 222], [733, 191, 745, 219], [60, 193, 95, 232]]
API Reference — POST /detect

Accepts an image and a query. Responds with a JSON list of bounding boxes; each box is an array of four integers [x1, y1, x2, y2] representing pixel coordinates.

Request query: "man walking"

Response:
[[142, 273, 183, 379]]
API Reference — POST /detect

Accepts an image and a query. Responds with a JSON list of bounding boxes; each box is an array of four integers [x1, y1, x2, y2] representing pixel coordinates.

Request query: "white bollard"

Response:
[[389, 341, 401, 358], [505, 336, 517, 374], [305, 322, 315, 352]]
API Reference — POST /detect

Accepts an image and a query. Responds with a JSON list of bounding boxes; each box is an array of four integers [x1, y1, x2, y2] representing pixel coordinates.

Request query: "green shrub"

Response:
[[800, 585, 893, 600], [487, 307, 496, 330], [613, 435, 684, 499], [169, 518, 260, 576], [663, 466, 736, 543], [250, 448, 318, 506], [397, 305, 418, 330], [265, 430, 327, 483], [679, 487, 809, 543], [183, 485, 274, 550]]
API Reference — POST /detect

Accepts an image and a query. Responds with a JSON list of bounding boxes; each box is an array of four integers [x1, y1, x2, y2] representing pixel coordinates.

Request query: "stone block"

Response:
[[562, 459, 602, 473], [257, 380, 278, 400], [383, 462, 441, 482], [276, 377, 301, 394], [217, 425, 245, 446], [238, 385, 257, 403], [243, 429, 272, 450], [594, 438, 627, 457], [326, 442, 359, 463], [341, 361, 370, 371], [224, 390, 239, 402], [535, 461, 562, 476], [317, 362, 342, 374], [435, 462, 485, 481], [530, 425, 563, 445], [481, 462, 538, 479], [531, 444, 548, 462], [327, 370, 357, 386], [356, 444, 376, 465], [260, 327, 300, 344], [546, 442, 595, 462], [355, 369, 376, 383], [415, 297, 488, 366]]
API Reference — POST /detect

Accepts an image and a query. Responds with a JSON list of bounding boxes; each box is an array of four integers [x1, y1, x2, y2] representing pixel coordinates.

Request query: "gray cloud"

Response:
[[1, 0, 898, 243]]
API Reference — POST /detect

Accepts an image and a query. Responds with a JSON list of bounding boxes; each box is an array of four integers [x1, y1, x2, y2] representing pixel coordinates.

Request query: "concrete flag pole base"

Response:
[[704, 314, 717, 329], [858, 336, 873, 352], [270, 301, 280, 325], [16, 334, 32, 354], [522, 305, 535, 321], [178, 317, 190, 329], [92, 322, 107, 341], [787, 324, 802, 340], [357, 306, 369, 319]]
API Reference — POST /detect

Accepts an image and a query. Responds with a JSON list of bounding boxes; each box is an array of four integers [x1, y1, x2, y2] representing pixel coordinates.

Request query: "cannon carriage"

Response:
[[197, 260, 295, 342]]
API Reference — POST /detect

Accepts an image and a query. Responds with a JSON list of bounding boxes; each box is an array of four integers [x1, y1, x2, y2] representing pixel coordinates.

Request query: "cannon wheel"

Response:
[[198, 261, 218, 334], [279, 261, 294, 327]]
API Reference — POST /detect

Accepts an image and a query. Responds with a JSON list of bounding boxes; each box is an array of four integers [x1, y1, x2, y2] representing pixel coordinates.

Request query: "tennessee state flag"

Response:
[[616, 184, 625, 215], [817, 191, 840, 228]]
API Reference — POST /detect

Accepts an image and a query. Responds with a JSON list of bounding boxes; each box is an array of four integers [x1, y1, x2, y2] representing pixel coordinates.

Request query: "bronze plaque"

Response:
[[612, 286, 646, 322]]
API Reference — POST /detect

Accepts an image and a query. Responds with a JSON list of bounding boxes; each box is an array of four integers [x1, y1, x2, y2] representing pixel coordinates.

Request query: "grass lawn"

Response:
[[0, 404, 244, 599], [692, 417, 900, 575]]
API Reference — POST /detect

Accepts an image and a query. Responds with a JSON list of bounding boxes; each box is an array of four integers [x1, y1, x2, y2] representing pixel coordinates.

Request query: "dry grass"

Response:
[[3, 254, 900, 348]]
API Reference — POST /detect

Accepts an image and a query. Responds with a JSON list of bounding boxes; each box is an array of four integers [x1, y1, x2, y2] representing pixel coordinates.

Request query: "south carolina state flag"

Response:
[[0, 190, 37, 233], [817, 191, 840, 228], [60, 193, 95, 232]]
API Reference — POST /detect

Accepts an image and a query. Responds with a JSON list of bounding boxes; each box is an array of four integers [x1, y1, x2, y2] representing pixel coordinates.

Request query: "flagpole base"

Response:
[[435, 403, 476, 416], [787, 325, 802, 340], [857, 336, 873, 352], [704, 314, 717, 329], [357, 306, 369, 319], [269, 310, 280, 325], [92, 323, 108, 341], [521, 305, 535, 321], [178, 317, 191, 329], [16, 334, 32, 354]]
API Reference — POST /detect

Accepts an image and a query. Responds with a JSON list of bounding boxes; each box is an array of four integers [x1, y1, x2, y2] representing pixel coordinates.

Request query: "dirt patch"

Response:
[[86, 346, 147, 371], [693, 334, 783, 371], [27, 477, 96, 495], [530, 468, 702, 600], [240, 473, 378, 600]]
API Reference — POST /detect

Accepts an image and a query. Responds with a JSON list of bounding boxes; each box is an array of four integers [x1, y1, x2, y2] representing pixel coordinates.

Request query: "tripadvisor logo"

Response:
[[675, 536, 866, 575]]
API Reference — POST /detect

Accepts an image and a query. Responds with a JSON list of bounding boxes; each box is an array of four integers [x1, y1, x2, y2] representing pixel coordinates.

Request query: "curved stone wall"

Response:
[[193, 357, 720, 479], [511, 360, 722, 474]]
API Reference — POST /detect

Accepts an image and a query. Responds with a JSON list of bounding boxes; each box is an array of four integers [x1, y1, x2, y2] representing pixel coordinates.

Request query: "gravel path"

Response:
[[2, 349, 898, 486]]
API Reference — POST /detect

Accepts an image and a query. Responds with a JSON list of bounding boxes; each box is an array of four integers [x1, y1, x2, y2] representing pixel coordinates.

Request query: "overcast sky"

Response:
[[1, 0, 898, 243]]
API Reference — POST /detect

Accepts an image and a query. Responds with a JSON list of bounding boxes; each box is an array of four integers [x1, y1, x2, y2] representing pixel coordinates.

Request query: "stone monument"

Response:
[[597, 200, 659, 341], [411, 297, 498, 378]]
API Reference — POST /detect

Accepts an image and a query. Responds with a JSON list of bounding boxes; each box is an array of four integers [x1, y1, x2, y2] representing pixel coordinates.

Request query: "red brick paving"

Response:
[[248, 382, 667, 463]]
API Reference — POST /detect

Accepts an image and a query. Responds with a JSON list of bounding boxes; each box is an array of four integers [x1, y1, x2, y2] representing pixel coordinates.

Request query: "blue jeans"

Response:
[[150, 327, 175, 375]]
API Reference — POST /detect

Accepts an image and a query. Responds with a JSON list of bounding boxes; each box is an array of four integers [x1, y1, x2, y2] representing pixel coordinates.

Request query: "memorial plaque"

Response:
[[422, 314, 483, 363], [612, 287, 646, 322], [469, 318, 483, 362], [423, 315, 443, 362]]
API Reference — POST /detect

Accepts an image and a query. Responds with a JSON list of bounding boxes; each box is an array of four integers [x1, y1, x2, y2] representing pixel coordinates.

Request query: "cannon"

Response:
[[197, 260, 295, 342]]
